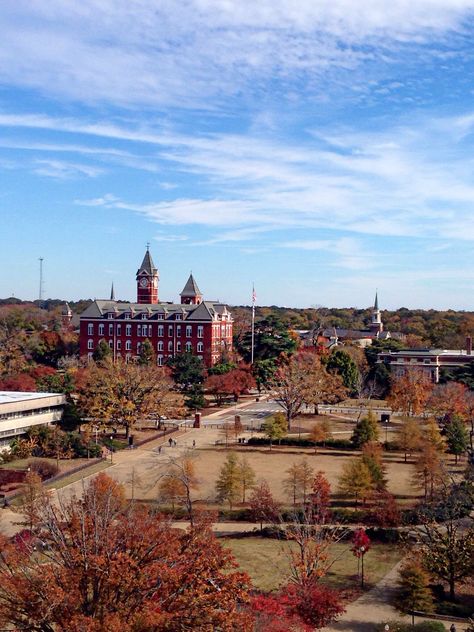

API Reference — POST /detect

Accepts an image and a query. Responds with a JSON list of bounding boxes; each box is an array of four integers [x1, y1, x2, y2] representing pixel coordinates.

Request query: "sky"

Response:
[[2, 2, 474, 310]]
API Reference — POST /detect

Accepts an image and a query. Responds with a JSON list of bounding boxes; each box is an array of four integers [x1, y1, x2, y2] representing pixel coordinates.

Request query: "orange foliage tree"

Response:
[[388, 372, 433, 416], [0, 473, 252, 631]]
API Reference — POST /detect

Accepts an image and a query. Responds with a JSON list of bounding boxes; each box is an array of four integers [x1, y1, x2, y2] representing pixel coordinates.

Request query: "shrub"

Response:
[[375, 622, 445, 632], [246, 437, 353, 450], [28, 459, 59, 480]]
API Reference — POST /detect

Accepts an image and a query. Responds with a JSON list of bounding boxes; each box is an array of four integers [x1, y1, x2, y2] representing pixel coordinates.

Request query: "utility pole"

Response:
[[251, 284, 256, 365]]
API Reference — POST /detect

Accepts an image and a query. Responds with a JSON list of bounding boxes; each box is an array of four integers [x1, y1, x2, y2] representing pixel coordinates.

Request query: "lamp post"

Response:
[[360, 545, 366, 588]]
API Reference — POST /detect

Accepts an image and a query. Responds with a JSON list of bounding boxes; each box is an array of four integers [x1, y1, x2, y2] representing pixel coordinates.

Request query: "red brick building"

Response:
[[79, 249, 233, 367]]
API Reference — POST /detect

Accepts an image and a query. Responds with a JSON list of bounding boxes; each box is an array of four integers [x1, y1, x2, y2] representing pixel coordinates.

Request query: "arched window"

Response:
[[87, 323, 94, 335], [197, 342, 204, 353], [158, 325, 164, 337], [126, 340, 132, 351], [185, 341, 192, 352], [168, 341, 173, 352], [157, 341, 163, 351], [157, 355, 163, 366]]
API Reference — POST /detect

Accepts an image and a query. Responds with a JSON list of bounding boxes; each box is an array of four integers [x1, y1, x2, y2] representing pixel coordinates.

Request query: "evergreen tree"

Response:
[[92, 339, 111, 363], [326, 349, 360, 393], [137, 339, 155, 366], [338, 458, 374, 505], [351, 410, 379, 448], [445, 415, 469, 464], [167, 352, 205, 409], [262, 412, 288, 450], [215, 453, 242, 509]]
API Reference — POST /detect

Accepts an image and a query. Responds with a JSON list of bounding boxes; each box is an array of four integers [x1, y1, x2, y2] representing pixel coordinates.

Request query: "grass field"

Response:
[[222, 536, 402, 592]]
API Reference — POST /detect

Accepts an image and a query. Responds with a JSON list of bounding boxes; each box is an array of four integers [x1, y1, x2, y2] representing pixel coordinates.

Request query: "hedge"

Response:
[[375, 622, 445, 632], [246, 437, 353, 450]]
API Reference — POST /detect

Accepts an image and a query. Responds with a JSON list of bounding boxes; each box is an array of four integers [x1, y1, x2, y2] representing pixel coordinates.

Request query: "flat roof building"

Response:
[[0, 391, 66, 448]]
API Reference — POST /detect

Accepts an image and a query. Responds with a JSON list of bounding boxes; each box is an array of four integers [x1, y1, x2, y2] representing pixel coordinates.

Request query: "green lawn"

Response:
[[222, 537, 402, 592]]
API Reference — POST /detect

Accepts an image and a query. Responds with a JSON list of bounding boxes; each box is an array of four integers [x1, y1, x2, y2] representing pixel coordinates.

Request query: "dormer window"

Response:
[[158, 313, 164, 320], [141, 313, 147, 320], [176, 314, 182, 321], [108, 313, 114, 320], [124, 313, 131, 320]]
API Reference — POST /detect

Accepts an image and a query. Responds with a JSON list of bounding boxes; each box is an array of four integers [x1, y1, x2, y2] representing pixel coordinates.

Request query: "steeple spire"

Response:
[[374, 291, 378, 311], [110, 282, 115, 301], [180, 273, 202, 305]]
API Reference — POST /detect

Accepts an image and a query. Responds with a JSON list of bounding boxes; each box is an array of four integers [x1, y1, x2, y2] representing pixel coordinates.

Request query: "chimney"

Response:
[[466, 335, 472, 355]]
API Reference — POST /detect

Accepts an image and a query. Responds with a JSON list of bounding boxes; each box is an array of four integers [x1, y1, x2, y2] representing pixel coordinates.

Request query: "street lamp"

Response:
[[359, 545, 366, 588], [384, 625, 390, 632]]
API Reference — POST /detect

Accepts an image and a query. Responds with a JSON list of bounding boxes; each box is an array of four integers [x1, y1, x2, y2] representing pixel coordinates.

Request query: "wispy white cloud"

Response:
[[32, 159, 104, 179]]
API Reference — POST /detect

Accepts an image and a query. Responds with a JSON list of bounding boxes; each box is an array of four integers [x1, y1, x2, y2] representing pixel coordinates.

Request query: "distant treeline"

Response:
[[2, 297, 473, 349]]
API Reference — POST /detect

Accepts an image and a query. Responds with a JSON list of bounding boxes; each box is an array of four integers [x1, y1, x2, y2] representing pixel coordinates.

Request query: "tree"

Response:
[[237, 315, 298, 364], [310, 419, 331, 452], [262, 412, 288, 450], [338, 458, 374, 505], [237, 457, 256, 502], [351, 410, 379, 448], [300, 354, 347, 413], [0, 474, 253, 631], [309, 471, 331, 523], [398, 416, 422, 462], [388, 372, 433, 416], [248, 480, 280, 530], [273, 356, 307, 429], [283, 583, 345, 630], [205, 373, 231, 406], [395, 559, 434, 626], [428, 381, 469, 421], [167, 351, 206, 409], [215, 452, 242, 509], [92, 338, 112, 363], [361, 441, 386, 491], [157, 453, 200, 525], [413, 443, 445, 501], [424, 418, 446, 453], [283, 459, 314, 507], [326, 349, 360, 394], [16, 471, 46, 532], [351, 528, 371, 588], [369, 490, 401, 528], [77, 358, 184, 438], [252, 358, 278, 393], [444, 415, 469, 464], [418, 506, 474, 601], [137, 338, 155, 365]]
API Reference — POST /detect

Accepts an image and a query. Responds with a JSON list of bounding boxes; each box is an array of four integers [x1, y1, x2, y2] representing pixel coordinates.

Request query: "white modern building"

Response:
[[0, 391, 66, 448]]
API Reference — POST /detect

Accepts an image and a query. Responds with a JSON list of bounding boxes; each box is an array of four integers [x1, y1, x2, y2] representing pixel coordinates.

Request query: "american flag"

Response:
[[252, 284, 256, 305]]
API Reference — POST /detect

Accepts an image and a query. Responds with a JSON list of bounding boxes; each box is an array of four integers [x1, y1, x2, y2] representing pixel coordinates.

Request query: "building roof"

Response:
[[0, 391, 64, 405], [79, 299, 231, 322], [136, 249, 157, 276], [180, 273, 202, 297]]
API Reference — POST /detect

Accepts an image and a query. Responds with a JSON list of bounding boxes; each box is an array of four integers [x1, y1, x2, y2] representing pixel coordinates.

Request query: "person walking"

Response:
[[168, 437, 173, 447], [450, 624, 456, 632]]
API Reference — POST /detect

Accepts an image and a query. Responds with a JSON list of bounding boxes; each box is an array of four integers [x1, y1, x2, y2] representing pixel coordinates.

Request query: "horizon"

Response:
[[2, 3, 474, 309]]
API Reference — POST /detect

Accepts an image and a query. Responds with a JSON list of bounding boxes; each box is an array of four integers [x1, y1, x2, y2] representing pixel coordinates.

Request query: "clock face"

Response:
[[140, 277, 149, 288]]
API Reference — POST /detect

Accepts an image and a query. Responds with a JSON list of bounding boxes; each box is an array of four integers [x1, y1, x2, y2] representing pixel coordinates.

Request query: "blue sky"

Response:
[[2, 2, 474, 309]]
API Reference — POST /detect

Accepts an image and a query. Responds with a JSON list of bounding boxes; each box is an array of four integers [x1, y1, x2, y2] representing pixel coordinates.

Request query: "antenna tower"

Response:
[[38, 257, 44, 307]]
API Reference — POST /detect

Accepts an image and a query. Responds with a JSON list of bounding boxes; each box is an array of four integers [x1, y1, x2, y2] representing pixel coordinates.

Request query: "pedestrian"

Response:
[[192, 439, 196, 448], [173, 440, 177, 447], [450, 625, 456, 632], [168, 437, 172, 447], [158, 445, 162, 454]]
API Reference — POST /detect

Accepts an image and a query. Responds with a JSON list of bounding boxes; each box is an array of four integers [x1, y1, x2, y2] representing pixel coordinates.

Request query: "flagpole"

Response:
[[251, 284, 255, 365]]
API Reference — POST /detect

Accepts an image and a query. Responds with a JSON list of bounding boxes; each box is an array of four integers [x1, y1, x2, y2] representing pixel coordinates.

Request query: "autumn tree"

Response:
[[167, 351, 206, 409], [395, 558, 434, 626], [418, 499, 474, 601], [326, 348, 360, 394], [309, 471, 331, 523], [361, 441, 386, 491], [338, 458, 373, 505], [0, 473, 253, 631], [351, 410, 380, 447], [92, 338, 112, 363], [16, 471, 46, 532], [413, 443, 445, 501], [310, 418, 331, 452], [237, 457, 256, 502], [351, 528, 371, 587], [398, 416, 422, 462], [300, 354, 347, 413], [283, 459, 314, 507], [77, 358, 184, 437], [369, 490, 401, 528], [157, 453, 200, 525], [261, 412, 287, 450], [388, 371, 433, 416], [215, 452, 242, 509], [137, 338, 155, 366], [428, 381, 469, 421], [248, 480, 280, 530]]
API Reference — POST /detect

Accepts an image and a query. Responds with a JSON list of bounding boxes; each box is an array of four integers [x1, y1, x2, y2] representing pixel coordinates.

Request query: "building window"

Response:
[[186, 325, 192, 337], [137, 324, 142, 337], [98, 324, 104, 336], [126, 340, 132, 351], [109, 340, 113, 349], [158, 325, 164, 337], [168, 341, 173, 352], [126, 353, 131, 362], [137, 342, 142, 354], [167, 325, 172, 337], [176, 313, 182, 320], [108, 313, 114, 319], [177, 325, 181, 337], [126, 324, 132, 337], [124, 313, 130, 320], [157, 341, 163, 351], [185, 341, 192, 352], [117, 340, 122, 350], [158, 313, 164, 320], [197, 342, 203, 353], [87, 339, 94, 350], [148, 325, 152, 336], [141, 313, 147, 320], [87, 323, 94, 335], [109, 324, 113, 336], [157, 355, 163, 366], [197, 326, 203, 338], [176, 341, 181, 352], [117, 324, 121, 336], [87, 352, 93, 360]]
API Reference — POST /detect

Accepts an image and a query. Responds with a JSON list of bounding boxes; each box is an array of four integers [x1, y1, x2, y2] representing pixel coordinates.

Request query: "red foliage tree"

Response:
[[351, 528, 371, 588], [309, 471, 331, 522], [0, 373, 36, 391], [248, 480, 280, 530], [0, 473, 253, 631]]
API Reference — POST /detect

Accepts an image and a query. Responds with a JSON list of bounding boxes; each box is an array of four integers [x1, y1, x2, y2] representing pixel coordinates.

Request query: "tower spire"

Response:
[[374, 290, 378, 311], [110, 282, 115, 301]]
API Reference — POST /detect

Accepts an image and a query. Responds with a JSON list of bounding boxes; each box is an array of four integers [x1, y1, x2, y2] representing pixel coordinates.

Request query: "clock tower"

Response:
[[136, 247, 159, 304]]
